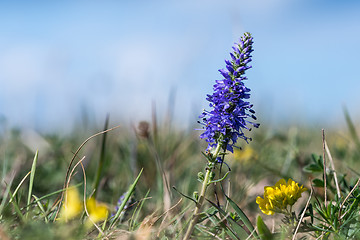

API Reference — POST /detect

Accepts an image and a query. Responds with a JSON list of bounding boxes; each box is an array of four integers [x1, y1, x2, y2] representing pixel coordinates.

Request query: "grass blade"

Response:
[[207, 213, 240, 240], [130, 189, 151, 231], [343, 106, 360, 151], [0, 172, 15, 216], [93, 114, 109, 198], [32, 195, 49, 223], [9, 171, 31, 203], [207, 199, 249, 239], [110, 168, 143, 228], [225, 194, 259, 239], [27, 150, 38, 217], [257, 215, 273, 240]]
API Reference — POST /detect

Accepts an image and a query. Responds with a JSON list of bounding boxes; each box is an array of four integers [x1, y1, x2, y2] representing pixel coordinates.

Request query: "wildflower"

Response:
[[85, 198, 109, 228], [112, 192, 133, 218], [60, 186, 109, 227], [256, 178, 307, 215], [61, 187, 83, 221], [199, 32, 259, 152], [233, 146, 257, 163]]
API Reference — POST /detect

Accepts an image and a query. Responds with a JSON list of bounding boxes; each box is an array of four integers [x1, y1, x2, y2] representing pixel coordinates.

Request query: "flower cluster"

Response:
[[61, 187, 109, 227], [111, 191, 134, 218], [256, 179, 307, 215], [199, 32, 259, 152]]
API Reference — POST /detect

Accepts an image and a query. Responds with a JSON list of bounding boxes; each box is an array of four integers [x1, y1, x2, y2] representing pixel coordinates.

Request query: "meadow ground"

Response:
[[1, 110, 360, 240]]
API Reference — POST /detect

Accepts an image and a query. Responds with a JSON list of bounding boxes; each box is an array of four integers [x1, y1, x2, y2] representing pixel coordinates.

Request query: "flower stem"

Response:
[[183, 168, 212, 240], [183, 143, 222, 240]]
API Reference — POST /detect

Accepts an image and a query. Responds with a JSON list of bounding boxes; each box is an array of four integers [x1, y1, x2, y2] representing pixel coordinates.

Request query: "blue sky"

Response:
[[0, 0, 360, 132]]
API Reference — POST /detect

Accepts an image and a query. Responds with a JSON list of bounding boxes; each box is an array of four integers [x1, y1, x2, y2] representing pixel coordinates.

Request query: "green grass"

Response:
[[1, 114, 360, 239]]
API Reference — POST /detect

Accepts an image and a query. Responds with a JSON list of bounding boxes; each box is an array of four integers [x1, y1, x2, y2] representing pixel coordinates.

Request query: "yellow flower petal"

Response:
[[256, 178, 307, 215], [61, 187, 83, 221], [85, 198, 109, 228], [233, 147, 257, 163]]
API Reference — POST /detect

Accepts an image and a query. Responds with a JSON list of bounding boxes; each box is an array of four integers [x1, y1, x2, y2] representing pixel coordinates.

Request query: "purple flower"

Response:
[[111, 192, 133, 219], [199, 32, 259, 152]]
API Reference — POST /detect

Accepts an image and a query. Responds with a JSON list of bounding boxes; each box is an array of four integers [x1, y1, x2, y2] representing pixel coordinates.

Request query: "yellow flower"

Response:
[[256, 178, 307, 215], [61, 187, 83, 221], [60, 187, 109, 228], [85, 197, 109, 228], [233, 146, 257, 163]]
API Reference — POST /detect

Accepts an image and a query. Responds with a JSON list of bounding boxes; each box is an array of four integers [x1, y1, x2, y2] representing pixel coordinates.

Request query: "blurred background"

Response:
[[1, 0, 360, 133]]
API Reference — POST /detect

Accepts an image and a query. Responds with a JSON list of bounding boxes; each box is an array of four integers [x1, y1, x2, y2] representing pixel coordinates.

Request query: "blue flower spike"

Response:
[[199, 32, 259, 152]]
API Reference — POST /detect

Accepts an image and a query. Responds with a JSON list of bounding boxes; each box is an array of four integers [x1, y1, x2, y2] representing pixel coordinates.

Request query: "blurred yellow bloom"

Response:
[[61, 187, 83, 221], [85, 197, 109, 228], [60, 187, 109, 227], [334, 136, 348, 151], [233, 146, 257, 163], [256, 178, 307, 215]]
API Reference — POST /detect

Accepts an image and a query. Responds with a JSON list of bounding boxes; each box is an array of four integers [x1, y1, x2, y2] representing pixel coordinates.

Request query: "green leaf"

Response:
[[308, 203, 314, 223], [206, 213, 240, 240], [257, 215, 273, 240], [207, 200, 249, 239], [197, 206, 218, 223], [32, 195, 48, 223], [225, 194, 259, 239], [303, 154, 323, 173], [228, 217, 250, 239], [27, 150, 39, 217], [312, 179, 324, 188]]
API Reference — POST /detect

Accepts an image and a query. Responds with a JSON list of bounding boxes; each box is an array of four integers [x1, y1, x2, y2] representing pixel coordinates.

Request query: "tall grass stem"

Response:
[[26, 150, 38, 218], [55, 125, 121, 220], [93, 114, 110, 198], [110, 168, 143, 229], [322, 129, 327, 208]]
